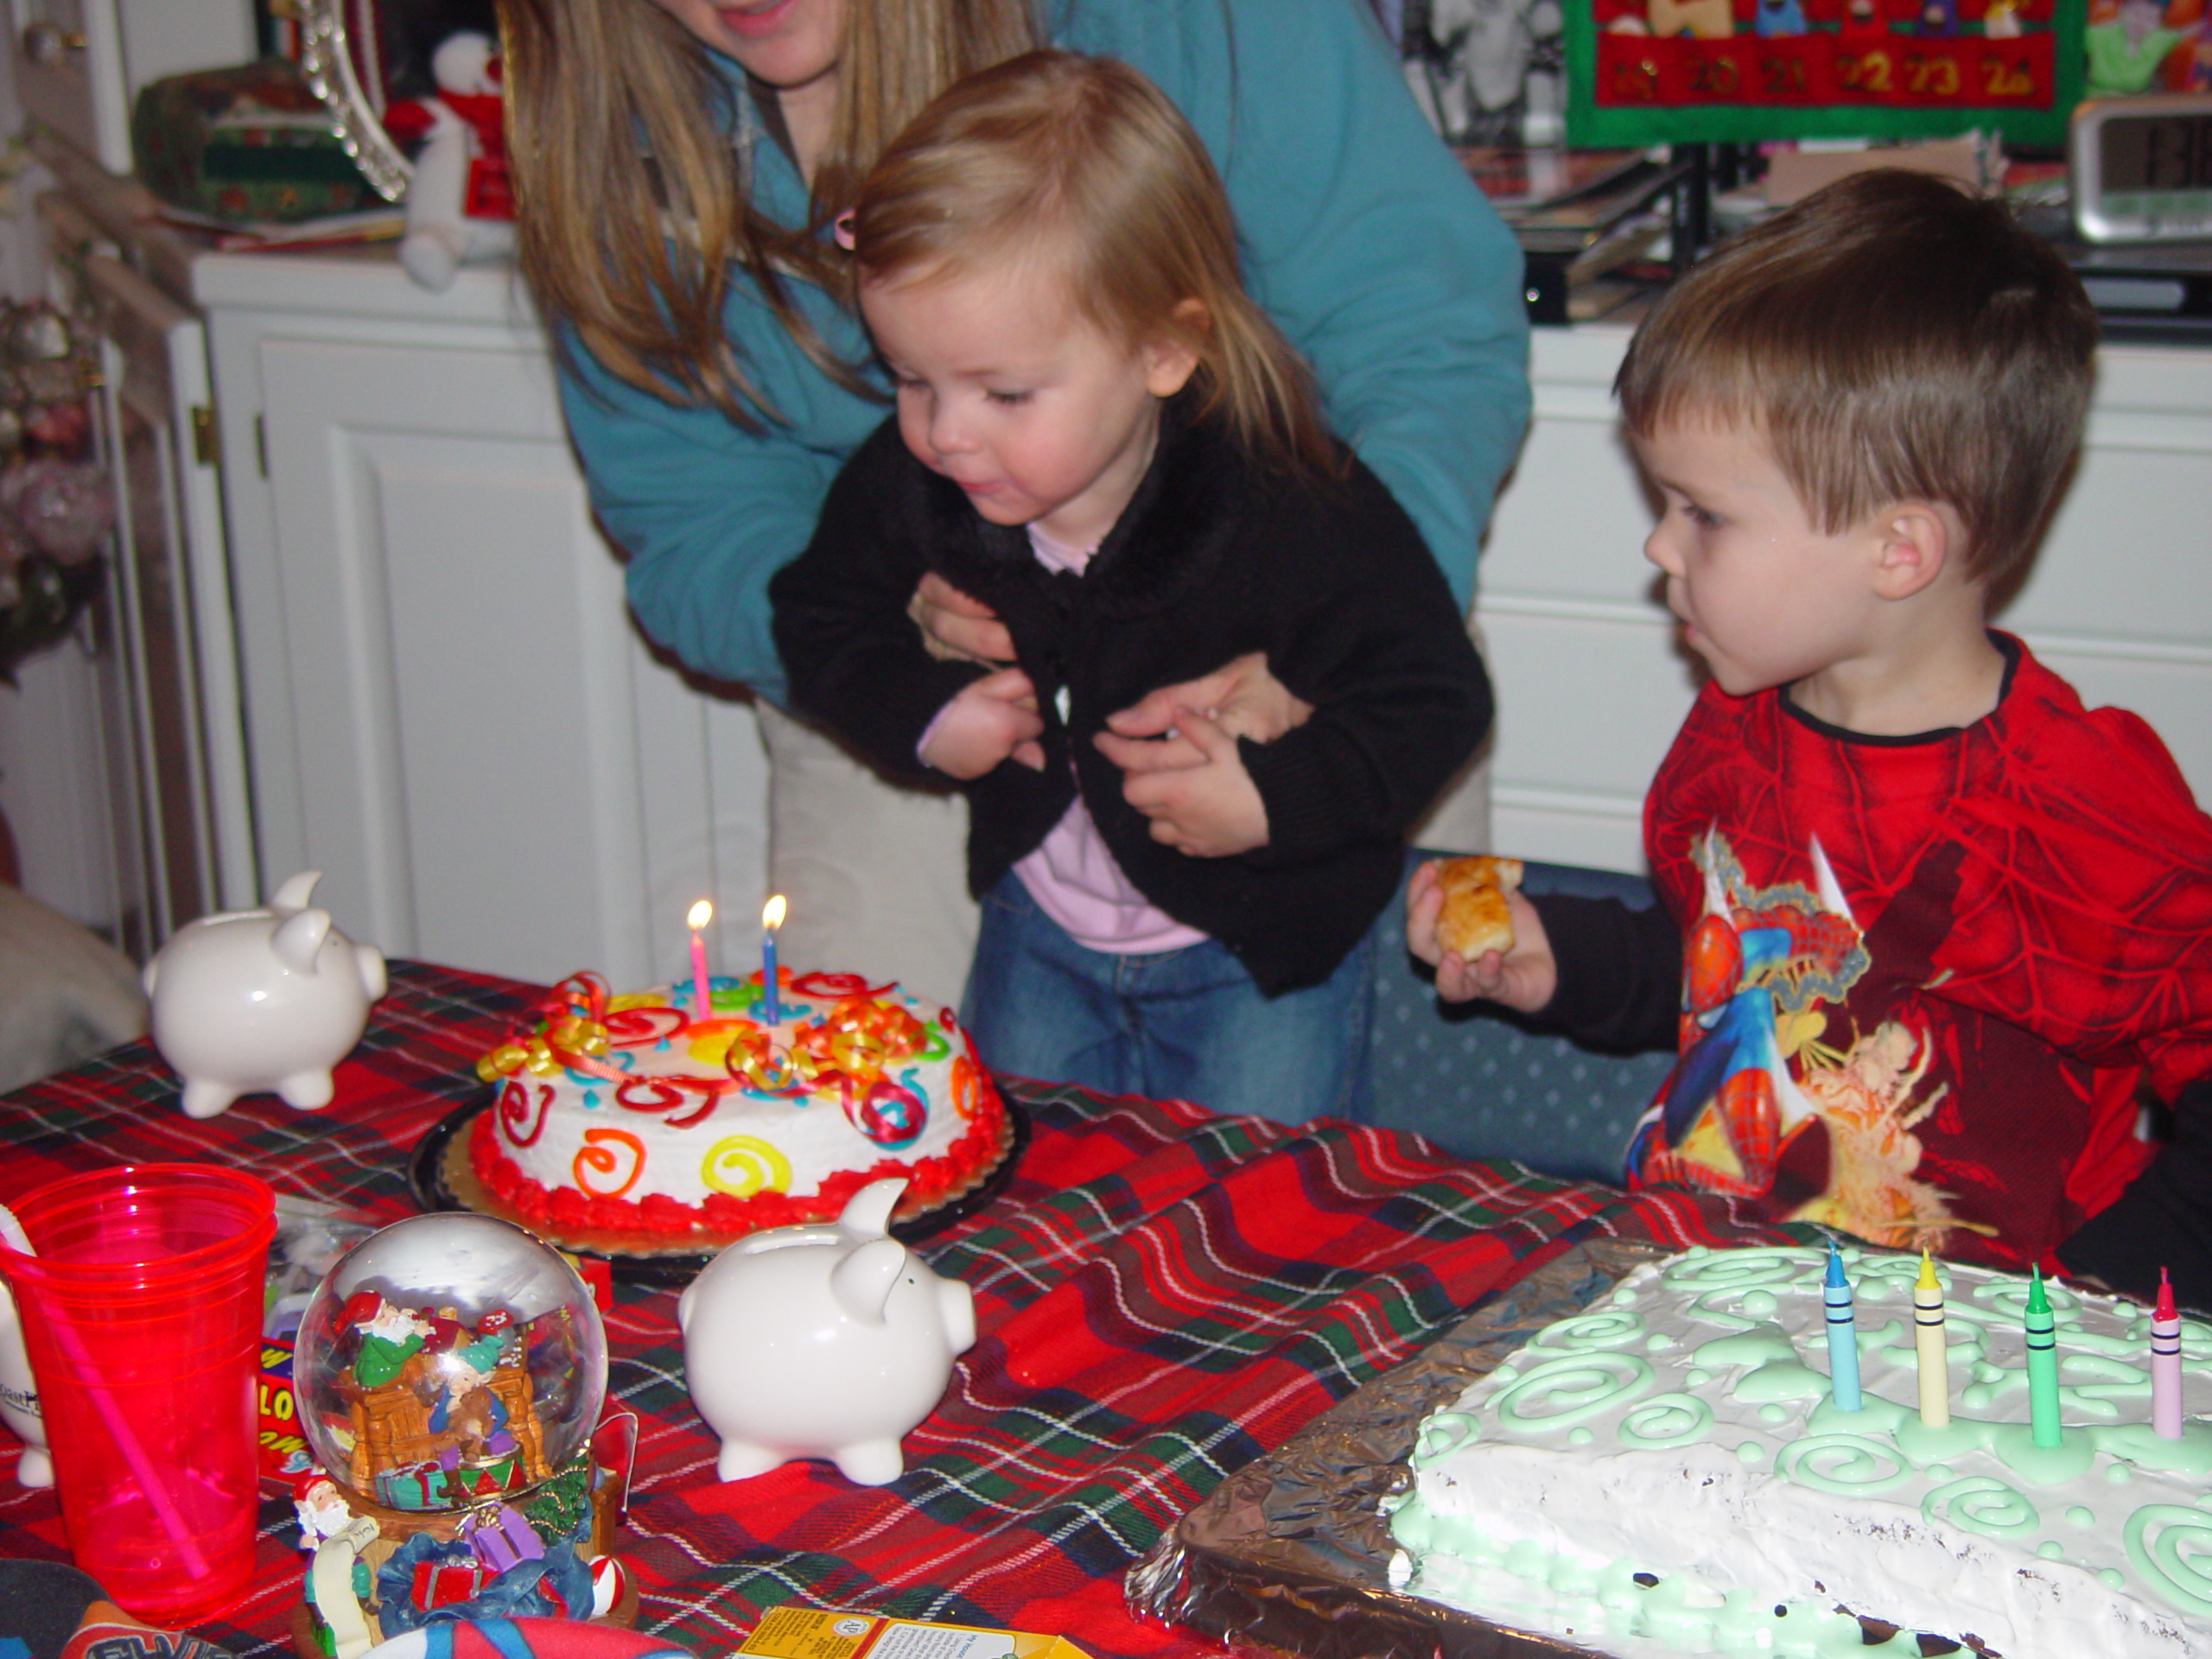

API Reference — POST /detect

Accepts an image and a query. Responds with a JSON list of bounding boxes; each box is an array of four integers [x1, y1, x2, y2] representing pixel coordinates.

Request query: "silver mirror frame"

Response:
[[298, 0, 411, 203]]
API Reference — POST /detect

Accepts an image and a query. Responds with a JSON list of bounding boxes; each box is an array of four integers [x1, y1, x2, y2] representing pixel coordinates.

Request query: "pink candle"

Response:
[[2153, 1267, 2183, 1440], [687, 899, 714, 1021]]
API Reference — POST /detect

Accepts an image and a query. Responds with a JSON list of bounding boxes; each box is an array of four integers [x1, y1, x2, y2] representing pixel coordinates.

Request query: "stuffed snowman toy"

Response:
[[385, 30, 514, 292]]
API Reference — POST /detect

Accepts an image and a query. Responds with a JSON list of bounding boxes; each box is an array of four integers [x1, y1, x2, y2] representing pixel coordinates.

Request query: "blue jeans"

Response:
[[962, 874, 1374, 1126]]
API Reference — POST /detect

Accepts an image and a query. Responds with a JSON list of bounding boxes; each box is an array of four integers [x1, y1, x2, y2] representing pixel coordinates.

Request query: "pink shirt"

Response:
[[921, 525, 1205, 955]]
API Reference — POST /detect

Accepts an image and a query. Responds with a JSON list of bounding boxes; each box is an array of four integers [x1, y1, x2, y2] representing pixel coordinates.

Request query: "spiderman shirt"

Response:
[[1534, 634, 2212, 1280]]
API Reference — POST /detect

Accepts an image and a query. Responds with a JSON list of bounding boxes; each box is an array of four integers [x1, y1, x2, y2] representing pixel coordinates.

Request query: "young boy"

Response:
[[1411, 168, 2212, 1300]]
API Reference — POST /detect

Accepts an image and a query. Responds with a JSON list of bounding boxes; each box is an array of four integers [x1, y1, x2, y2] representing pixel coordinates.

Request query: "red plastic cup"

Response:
[[0, 1163, 276, 1624]]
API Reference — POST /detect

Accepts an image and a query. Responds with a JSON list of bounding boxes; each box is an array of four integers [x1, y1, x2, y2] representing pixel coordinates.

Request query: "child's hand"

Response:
[[919, 667, 1046, 779], [1407, 859, 1557, 1011], [1096, 706, 1267, 857], [1103, 651, 1313, 747]]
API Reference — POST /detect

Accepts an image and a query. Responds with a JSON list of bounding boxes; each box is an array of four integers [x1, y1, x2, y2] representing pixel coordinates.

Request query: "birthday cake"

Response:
[[1387, 1245, 2212, 1658], [467, 970, 1006, 1240]]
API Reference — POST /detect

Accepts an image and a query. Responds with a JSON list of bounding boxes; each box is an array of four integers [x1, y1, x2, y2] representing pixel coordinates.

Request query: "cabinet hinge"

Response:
[[191, 404, 216, 467], [254, 413, 268, 479]]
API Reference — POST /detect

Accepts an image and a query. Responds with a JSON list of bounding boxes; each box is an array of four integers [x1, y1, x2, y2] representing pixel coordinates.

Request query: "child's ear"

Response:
[[1141, 299, 1208, 398], [1870, 502, 1955, 601]]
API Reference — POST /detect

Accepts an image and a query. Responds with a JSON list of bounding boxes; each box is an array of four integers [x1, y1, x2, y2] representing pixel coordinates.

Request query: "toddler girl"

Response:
[[771, 50, 1490, 1123]]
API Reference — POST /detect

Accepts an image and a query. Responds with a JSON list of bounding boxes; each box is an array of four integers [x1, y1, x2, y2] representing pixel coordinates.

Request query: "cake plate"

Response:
[[1126, 1236, 1669, 1659], [408, 1088, 1027, 1287]]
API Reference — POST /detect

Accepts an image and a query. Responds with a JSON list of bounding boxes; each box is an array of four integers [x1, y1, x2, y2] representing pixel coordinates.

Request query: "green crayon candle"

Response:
[[2024, 1264, 2062, 1448]]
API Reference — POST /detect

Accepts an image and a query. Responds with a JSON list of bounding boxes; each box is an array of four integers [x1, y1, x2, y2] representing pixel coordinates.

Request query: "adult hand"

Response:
[[918, 667, 1045, 779], [1102, 651, 1313, 753], [1105, 706, 1268, 858], [1406, 860, 1558, 1012], [911, 572, 1016, 665]]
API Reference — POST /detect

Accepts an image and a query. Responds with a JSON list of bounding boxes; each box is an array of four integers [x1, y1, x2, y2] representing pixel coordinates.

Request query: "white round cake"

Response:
[[1389, 1244, 2212, 1658], [468, 970, 1005, 1239]]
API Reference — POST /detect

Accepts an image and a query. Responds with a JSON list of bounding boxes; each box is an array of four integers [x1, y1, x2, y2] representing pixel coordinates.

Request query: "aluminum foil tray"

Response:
[[1126, 1237, 1667, 1659]]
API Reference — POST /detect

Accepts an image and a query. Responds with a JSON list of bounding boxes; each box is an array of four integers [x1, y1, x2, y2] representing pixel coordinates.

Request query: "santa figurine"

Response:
[[383, 30, 514, 292]]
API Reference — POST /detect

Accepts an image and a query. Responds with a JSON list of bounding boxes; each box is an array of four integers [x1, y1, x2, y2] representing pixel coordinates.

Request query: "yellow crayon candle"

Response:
[[1914, 1249, 1949, 1428]]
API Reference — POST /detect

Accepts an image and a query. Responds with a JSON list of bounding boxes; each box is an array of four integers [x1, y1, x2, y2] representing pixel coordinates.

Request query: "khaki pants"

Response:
[[755, 620, 1493, 1008]]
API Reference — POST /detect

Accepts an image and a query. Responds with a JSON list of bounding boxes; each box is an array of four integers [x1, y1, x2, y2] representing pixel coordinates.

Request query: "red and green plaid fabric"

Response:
[[0, 961, 1798, 1658]]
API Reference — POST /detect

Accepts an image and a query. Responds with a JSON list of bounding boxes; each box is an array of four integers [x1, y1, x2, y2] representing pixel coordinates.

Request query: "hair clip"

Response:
[[832, 209, 857, 251]]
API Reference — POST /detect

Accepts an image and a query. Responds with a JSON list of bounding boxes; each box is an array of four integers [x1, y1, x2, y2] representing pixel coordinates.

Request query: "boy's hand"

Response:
[[1096, 706, 1268, 857], [919, 667, 1046, 779], [1407, 859, 1557, 1010]]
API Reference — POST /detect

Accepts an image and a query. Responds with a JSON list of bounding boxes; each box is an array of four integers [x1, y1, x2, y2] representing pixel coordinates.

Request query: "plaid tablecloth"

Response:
[[0, 961, 1797, 1659]]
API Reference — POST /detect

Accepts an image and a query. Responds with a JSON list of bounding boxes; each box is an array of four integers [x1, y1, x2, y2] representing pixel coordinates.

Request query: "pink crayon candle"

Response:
[[2152, 1266, 2183, 1441], [687, 899, 714, 1021]]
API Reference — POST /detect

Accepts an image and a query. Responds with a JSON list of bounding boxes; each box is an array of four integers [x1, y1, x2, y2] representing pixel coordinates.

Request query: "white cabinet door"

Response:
[[239, 327, 766, 985]]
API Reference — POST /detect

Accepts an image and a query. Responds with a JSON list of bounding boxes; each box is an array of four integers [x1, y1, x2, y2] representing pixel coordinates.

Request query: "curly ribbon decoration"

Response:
[[1493, 1352, 1655, 1433], [1922, 1476, 2040, 1541], [573, 1127, 645, 1198], [1774, 1433, 1912, 1497], [1617, 1392, 1713, 1447], [2125, 1504, 2212, 1616], [496, 1078, 552, 1147], [721, 1027, 813, 1097], [700, 1135, 792, 1198], [799, 995, 928, 1071], [477, 971, 625, 1084], [847, 1075, 927, 1149]]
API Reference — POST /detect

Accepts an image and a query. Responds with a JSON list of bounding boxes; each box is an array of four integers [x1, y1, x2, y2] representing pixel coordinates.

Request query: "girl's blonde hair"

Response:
[[495, 0, 1041, 426], [848, 50, 1337, 478]]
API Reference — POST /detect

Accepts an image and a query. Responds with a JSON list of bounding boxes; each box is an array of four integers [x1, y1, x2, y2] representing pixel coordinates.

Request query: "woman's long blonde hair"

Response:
[[848, 50, 1336, 479], [495, 0, 1040, 425]]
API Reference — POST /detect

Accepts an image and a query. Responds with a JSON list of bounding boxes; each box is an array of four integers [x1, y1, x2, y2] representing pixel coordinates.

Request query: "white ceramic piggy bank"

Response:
[[0, 1280, 50, 1488], [677, 1177, 976, 1486], [143, 871, 387, 1121]]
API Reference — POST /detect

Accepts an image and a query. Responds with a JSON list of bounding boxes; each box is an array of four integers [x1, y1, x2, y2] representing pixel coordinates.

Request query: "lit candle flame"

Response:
[[763, 894, 786, 931], [688, 899, 713, 931]]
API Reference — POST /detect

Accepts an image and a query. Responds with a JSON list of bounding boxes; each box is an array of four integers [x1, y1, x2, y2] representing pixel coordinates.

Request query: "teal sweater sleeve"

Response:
[[559, 0, 1531, 697]]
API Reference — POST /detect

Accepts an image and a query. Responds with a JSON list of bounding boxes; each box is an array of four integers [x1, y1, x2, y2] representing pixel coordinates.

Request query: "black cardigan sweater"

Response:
[[770, 405, 1491, 994]]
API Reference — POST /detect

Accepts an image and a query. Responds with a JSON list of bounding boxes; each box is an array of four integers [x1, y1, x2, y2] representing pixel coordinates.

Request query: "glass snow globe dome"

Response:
[[291, 1211, 607, 1512]]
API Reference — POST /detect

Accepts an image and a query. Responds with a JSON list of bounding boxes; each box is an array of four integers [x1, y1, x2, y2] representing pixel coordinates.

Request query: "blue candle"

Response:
[[760, 895, 785, 1025], [1824, 1240, 1861, 1412]]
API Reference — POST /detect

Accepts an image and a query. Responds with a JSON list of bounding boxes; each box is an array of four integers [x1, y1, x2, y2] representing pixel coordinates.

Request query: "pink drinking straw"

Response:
[[0, 1201, 213, 1578], [2152, 1266, 2183, 1441]]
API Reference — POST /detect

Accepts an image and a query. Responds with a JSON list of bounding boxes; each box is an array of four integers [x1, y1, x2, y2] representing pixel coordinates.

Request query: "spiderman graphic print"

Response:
[[1627, 635, 2212, 1270]]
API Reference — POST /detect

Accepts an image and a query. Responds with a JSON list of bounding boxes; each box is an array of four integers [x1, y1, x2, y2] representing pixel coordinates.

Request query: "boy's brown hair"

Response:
[[1617, 168, 2097, 592]]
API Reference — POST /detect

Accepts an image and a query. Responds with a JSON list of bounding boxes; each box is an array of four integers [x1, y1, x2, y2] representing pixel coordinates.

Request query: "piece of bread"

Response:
[[1433, 855, 1523, 960]]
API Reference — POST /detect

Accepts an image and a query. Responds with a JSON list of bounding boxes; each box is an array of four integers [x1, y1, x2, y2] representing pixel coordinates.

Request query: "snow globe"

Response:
[[292, 1211, 607, 1514]]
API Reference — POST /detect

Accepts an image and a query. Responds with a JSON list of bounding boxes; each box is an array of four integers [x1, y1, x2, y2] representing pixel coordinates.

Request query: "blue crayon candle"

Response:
[[2024, 1264, 2062, 1448], [1824, 1240, 1862, 1412]]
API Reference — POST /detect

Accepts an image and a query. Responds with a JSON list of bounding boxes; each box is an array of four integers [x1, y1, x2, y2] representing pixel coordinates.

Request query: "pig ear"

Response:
[[272, 908, 331, 973], [837, 1177, 908, 1241], [270, 871, 323, 911], [830, 1238, 907, 1325]]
